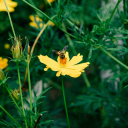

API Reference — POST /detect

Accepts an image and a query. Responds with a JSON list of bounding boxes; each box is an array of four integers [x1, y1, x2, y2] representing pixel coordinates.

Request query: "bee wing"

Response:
[[52, 50, 59, 54], [63, 45, 68, 52]]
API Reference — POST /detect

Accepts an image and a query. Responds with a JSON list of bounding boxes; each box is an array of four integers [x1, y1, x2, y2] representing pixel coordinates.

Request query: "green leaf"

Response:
[[88, 46, 93, 59], [107, 74, 128, 81], [107, 48, 122, 51], [39, 120, 53, 125]]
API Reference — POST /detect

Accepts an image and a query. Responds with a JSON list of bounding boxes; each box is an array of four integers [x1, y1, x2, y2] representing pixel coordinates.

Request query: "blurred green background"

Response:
[[1, 0, 128, 127]]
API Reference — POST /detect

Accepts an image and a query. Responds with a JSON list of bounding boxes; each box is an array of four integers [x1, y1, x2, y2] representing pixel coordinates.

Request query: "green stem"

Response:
[[123, 0, 126, 16], [44, 78, 62, 90], [0, 105, 21, 127], [82, 73, 91, 88], [100, 47, 128, 70], [3, 0, 16, 40], [26, 55, 32, 122], [61, 76, 70, 128], [22, 0, 81, 41], [16, 62, 28, 128], [5, 85, 30, 126], [101, 0, 122, 41]]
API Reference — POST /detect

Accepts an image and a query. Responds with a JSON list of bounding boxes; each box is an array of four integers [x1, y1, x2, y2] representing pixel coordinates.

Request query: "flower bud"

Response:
[[11, 89, 20, 101], [0, 68, 5, 82], [11, 36, 22, 59]]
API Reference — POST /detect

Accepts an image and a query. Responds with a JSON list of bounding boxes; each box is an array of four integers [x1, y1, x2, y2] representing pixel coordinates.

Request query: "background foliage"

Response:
[[1, 0, 128, 127]]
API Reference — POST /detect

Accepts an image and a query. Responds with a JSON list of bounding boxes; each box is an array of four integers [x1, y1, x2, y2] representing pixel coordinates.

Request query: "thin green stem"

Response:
[[45, 78, 62, 90], [0, 105, 21, 127], [61, 76, 70, 128], [16, 62, 28, 128], [3, 0, 16, 40], [100, 0, 122, 41], [5, 85, 31, 126], [26, 55, 32, 123], [82, 73, 91, 88], [100, 47, 128, 70], [123, 0, 126, 16], [22, 0, 81, 41]]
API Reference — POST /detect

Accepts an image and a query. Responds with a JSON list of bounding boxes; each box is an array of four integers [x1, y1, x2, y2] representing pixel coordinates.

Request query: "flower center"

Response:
[[59, 57, 67, 68]]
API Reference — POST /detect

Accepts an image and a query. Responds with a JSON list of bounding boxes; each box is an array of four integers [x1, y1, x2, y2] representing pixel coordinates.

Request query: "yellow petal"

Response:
[[29, 22, 38, 28], [67, 62, 90, 70], [38, 55, 60, 71], [47, 0, 55, 3], [3, 0, 17, 6], [48, 21, 54, 26], [0, 0, 17, 12], [57, 68, 82, 78], [29, 15, 42, 22], [68, 72, 82, 78], [44, 66, 49, 71], [67, 53, 83, 67], [56, 70, 61, 77], [0, 57, 2, 61], [3, 58, 8, 63], [0, 5, 14, 12]]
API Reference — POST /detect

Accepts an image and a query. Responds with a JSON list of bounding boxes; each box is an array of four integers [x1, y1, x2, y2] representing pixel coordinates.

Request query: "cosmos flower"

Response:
[[0, 57, 8, 69], [0, 0, 17, 12], [38, 52, 90, 78], [4, 43, 10, 49], [29, 15, 54, 29]]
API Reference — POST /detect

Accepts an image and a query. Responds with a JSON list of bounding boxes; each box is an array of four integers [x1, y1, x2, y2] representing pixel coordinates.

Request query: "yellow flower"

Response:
[[4, 43, 10, 49], [0, 57, 8, 69], [0, 0, 17, 12], [29, 15, 54, 29], [45, 0, 55, 3], [38, 52, 90, 78]]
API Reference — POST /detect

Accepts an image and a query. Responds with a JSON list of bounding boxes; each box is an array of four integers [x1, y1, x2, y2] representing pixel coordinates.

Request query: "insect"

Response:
[[52, 45, 68, 59]]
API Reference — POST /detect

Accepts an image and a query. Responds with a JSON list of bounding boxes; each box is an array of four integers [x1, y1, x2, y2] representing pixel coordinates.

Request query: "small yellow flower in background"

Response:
[[45, 0, 55, 3], [38, 52, 90, 78], [4, 43, 10, 49], [0, 57, 8, 69], [0, 0, 17, 12], [29, 15, 54, 29]]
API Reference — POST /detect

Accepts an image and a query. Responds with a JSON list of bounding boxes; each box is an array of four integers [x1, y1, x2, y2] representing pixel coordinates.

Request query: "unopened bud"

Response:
[[11, 89, 20, 101], [28, 45, 30, 55], [11, 36, 22, 59], [0, 68, 5, 82]]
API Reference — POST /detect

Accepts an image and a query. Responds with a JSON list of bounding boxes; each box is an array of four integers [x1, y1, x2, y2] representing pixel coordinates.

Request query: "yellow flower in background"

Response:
[[45, 0, 55, 3], [29, 15, 54, 29], [0, 57, 8, 69], [38, 52, 90, 78], [0, 0, 17, 12], [4, 43, 10, 49]]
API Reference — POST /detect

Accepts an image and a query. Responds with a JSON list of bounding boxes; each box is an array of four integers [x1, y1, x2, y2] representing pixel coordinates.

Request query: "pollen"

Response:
[[59, 57, 67, 68]]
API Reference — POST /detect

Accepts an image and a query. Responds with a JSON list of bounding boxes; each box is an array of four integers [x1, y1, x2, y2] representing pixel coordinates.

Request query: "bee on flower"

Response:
[[38, 45, 90, 78]]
